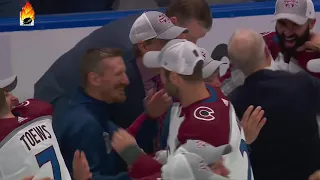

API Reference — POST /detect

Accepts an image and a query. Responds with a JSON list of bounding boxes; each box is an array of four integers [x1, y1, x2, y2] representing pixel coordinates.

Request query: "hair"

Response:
[[165, 0, 212, 30], [80, 48, 123, 87], [165, 61, 204, 82], [0, 88, 9, 117], [228, 29, 266, 74]]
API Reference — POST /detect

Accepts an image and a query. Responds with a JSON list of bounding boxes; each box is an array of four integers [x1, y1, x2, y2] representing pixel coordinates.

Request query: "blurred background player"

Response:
[[0, 87, 71, 180]]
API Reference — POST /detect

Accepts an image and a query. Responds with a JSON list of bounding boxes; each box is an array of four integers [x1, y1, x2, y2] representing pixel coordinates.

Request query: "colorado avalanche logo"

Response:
[[14, 100, 30, 108], [284, 0, 298, 8], [193, 106, 215, 121], [158, 14, 170, 23]]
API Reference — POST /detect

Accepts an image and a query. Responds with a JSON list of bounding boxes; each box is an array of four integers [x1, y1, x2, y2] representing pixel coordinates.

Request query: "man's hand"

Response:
[[309, 170, 320, 180], [73, 150, 92, 180], [297, 32, 320, 52], [112, 129, 137, 154], [241, 105, 267, 144], [209, 158, 230, 178], [144, 88, 172, 118]]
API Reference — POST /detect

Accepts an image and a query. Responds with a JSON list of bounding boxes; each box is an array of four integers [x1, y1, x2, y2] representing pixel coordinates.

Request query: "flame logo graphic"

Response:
[[20, 1, 35, 25]]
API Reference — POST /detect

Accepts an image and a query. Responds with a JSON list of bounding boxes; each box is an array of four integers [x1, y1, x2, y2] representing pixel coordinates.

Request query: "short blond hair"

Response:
[[80, 48, 122, 87]]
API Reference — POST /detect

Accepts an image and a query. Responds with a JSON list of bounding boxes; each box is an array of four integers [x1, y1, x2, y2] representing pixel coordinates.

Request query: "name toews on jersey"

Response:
[[0, 116, 71, 180], [223, 104, 254, 180]]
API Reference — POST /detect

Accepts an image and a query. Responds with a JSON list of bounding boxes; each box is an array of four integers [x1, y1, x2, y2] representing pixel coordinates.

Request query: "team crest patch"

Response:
[[284, 0, 298, 8], [103, 132, 111, 154], [193, 106, 215, 121], [158, 14, 170, 24], [15, 100, 30, 108]]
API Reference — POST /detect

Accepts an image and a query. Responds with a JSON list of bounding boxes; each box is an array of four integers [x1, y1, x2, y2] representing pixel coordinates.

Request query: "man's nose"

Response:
[[122, 74, 130, 85], [283, 27, 295, 37]]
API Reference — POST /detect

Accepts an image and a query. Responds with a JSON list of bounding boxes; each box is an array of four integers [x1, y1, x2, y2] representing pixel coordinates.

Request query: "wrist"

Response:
[[144, 111, 160, 120], [119, 144, 143, 165]]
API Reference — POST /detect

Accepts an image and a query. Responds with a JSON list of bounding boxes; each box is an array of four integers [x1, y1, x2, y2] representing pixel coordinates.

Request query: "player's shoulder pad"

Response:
[[14, 99, 53, 117], [260, 31, 277, 41], [205, 85, 229, 103]]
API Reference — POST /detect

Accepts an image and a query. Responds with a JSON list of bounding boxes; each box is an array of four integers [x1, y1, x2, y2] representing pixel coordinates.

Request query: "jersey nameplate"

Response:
[[20, 123, 52, 151]]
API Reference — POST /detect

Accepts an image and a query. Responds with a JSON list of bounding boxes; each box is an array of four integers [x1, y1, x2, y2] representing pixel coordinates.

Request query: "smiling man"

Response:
[[263, 0, 319, 75], [52, 48, 133, 180], [222, 0, 320, 96]]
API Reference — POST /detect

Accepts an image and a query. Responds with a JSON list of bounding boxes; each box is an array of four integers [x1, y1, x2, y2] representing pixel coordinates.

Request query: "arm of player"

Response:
[[112, 129, 163, 179], [128, 89, 172, 153], [70, 119, 131, 180], [127, 112, 159, 154]]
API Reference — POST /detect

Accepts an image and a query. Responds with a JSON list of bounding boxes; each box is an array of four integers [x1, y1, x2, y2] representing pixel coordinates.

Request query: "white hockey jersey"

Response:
[[0, 100, 71, 180], [223, 104, 254, 180]]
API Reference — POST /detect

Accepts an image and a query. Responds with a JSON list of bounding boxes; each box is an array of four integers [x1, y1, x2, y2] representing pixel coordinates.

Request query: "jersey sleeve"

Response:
[[128, 113, 159, 154], [129, 153, 163, 179], [12, 99, 53, 117]]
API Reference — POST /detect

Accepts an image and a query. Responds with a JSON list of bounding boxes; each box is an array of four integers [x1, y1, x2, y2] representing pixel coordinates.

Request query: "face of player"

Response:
[[204, 71, 222, 88], [96, 57, 129, 103], [276, 19, 314, 55], [160, 69, 180, 98], [181, 19, 208, 43], [4, 90, 19, 109]]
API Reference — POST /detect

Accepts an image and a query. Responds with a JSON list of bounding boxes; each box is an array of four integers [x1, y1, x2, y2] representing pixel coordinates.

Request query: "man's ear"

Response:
[[88, 72, 101, 86], [309, 19, 316, 29], [137, 41, 148, 56], [264, 46, 271, 64], [169, 72, 180, 85], [170, 16, 178, 25]]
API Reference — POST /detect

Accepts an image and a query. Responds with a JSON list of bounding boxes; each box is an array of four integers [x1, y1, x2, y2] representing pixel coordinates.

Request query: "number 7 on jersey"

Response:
[[35, 146, 62, 180]]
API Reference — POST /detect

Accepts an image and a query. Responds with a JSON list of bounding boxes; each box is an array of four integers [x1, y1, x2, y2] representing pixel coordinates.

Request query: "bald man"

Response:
[[228, 29, 320, 180]]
